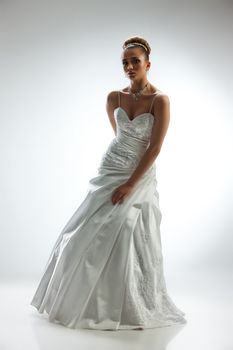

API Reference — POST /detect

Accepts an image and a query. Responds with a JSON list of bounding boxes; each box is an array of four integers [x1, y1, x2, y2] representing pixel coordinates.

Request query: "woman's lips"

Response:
[[128, 72, 136, 76]]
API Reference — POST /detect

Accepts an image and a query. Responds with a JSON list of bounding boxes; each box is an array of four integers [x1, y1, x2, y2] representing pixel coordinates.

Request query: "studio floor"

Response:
[[0, 279, 232, 350]]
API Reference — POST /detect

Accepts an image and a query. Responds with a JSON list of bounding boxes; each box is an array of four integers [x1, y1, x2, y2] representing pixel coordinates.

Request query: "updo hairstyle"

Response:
[[122, 36, 151, 60]]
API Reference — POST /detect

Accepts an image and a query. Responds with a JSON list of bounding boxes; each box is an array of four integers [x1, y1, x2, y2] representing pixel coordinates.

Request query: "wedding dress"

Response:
[[30, 91, 187, 330]]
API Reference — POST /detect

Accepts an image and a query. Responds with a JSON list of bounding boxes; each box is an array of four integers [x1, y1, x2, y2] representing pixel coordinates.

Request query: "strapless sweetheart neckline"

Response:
[[114, 107, 154, 122]]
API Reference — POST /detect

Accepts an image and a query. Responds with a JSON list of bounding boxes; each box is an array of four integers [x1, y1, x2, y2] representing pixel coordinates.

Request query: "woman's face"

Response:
[[121, 47, 150, 80]]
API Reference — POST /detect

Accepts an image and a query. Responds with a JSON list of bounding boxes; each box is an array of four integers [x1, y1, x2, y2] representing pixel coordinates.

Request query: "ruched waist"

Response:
[[98, 136, 150, 172], [113, 135, 148, 155]]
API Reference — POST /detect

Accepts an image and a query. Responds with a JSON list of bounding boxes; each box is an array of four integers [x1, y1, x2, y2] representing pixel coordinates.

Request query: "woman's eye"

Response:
[[123, 59, 140, 66], [132, 60, 140, 64]]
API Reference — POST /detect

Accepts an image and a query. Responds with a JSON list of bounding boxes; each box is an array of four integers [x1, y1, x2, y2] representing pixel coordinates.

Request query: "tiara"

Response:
[[124, 42, 148, 52]]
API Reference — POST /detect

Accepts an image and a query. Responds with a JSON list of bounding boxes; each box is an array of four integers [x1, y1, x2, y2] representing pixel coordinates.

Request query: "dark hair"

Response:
[[122, 36, 151, 60]]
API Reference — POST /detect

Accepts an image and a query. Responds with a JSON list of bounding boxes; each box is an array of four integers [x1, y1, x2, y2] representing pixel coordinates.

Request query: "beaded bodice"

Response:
[[98, 91, 158, 170]]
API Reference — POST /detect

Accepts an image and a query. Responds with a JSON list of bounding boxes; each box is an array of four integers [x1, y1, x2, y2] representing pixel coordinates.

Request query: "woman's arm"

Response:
[[125, 93, 170, 187], [106, 91, 117, 136]]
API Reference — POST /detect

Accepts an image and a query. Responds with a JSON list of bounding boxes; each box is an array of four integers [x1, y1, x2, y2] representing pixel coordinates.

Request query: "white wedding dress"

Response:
[[30, 91, 187, 330]]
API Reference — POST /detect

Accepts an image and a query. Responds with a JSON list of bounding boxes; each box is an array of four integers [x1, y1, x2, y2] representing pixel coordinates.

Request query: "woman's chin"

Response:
[[128, 75, 137, 80]]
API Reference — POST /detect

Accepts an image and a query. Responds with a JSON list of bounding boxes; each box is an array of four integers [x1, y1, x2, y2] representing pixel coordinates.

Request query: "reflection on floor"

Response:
[[0, 281, 232, 350]]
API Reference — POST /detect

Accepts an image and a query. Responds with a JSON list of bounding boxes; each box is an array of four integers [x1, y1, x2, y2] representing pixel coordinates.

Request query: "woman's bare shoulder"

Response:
[[106, 90, 119, 98], [106, 91, 120, 113], [155, 91, 170, 102]]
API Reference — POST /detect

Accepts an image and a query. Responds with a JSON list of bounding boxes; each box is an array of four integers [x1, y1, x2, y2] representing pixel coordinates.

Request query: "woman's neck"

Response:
[[129, 78, 150, 93]]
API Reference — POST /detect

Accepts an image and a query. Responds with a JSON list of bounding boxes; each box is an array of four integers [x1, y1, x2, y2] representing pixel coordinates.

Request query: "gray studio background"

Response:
[[0, 0, 232, 300]]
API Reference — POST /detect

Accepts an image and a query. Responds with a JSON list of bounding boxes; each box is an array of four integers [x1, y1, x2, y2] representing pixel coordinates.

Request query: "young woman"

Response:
[[30, 36, 187, 331]]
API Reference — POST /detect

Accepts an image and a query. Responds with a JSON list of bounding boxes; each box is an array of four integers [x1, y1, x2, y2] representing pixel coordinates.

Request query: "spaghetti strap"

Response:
[[148, 93, 159, 113], [118, 90, 121, 107]]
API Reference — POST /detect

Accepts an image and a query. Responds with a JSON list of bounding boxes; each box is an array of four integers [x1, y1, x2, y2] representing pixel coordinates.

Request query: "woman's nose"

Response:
[[126, 63, 134, 70]]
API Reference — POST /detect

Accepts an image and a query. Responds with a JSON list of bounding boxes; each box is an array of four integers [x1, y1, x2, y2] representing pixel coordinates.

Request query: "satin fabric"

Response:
[[30, 107, 187, 330]]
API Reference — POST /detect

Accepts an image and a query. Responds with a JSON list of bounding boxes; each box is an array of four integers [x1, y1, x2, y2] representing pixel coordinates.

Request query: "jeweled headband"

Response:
[[124, 42, 148, 52]]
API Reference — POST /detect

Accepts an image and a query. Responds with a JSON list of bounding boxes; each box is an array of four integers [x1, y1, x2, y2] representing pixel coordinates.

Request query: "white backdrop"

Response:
[[1, 0, 232, 299]]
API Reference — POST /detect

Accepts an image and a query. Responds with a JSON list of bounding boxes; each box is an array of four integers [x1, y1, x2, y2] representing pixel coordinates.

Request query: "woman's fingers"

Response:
[[112, 190, 124, 204], [111, 183, 133, 204]]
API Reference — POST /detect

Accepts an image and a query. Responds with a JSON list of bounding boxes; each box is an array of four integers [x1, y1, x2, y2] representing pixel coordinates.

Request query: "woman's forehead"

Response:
[[121, 48, 144, 60]]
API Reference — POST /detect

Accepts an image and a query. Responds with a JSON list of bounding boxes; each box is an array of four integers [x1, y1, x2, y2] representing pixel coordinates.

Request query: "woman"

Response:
[[30, 36, 187, 331]]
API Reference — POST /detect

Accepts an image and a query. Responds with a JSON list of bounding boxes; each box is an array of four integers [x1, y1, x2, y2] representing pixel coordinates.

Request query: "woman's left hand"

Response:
[[111, 182, 135, 205]]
